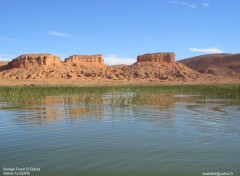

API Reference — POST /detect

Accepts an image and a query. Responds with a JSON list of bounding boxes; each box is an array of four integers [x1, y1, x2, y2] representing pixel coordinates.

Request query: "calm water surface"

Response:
[[0, 93, 239, 176]]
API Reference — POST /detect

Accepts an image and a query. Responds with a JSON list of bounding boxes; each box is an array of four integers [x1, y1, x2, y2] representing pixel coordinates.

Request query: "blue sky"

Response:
[[0, 0, 239, 65]]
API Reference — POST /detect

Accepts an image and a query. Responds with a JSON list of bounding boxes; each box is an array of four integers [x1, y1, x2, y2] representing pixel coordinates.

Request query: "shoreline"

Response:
[[0, 79, 240, 86]]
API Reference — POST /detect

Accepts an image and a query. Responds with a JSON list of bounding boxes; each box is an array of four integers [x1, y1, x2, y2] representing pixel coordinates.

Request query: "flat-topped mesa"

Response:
[[137, 52, 175, 63], [65, 54, 104, 65], [8, 53, 61, 68]]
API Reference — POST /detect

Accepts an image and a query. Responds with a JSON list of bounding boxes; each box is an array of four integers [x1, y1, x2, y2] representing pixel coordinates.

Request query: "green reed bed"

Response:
[[0, 84, 239, 107], [0, 86, 107, 107]]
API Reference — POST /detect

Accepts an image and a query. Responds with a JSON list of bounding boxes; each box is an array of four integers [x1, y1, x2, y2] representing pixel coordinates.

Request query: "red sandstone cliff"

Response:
[[65, 54, 104, 65], [0, 52, 218, 82], [107, 52, 211, 81], [137, 52, 175, 63], [8, 54, 61, 68]]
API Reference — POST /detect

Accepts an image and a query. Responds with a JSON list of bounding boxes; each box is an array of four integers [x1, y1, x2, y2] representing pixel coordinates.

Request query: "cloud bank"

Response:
[[169, 1, 209, 8], [48, 31, 72, 38], [104, 55, 135, 66], [0, 37, 15, 41], [202, 3, 209, 7], [0, 54, 14, 61], [189, 48, 223, 53]]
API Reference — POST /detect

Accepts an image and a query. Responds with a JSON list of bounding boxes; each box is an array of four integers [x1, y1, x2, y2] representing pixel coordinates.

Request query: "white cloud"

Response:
[[169, 1, 210, 8], [0, 54, 14, 61], [0, 37, 15, 41], [169, 1, 196, 8], [48, 31, 72, 38], [189, 4, 197, 8], [169, 0, 179, 4], [202, 3, 209, 7], [104, 55, 135, 66], [189, 48, 224, 53], [145, 38, 154, 42]]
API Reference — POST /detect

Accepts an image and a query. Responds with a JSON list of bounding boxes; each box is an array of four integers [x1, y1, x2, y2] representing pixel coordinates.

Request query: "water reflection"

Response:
[[0, 92, 239, 126], [1, 92, 240, 175], [8, 93, 176, 125]]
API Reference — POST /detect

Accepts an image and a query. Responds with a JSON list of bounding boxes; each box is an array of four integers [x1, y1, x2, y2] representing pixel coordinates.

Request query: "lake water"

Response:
[[0, 93, 239, 176]]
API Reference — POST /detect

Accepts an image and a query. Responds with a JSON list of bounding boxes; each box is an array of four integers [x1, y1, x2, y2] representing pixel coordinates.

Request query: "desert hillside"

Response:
[[0, 52, 218, 82], [179, 53, 240, 78]]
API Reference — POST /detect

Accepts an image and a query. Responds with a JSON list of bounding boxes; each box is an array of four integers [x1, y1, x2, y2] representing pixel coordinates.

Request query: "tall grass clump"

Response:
[[0, 84, 239, 107]]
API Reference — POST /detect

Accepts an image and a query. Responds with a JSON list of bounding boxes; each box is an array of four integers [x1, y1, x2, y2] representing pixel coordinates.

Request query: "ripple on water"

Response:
[[0, 93, 240, 175]]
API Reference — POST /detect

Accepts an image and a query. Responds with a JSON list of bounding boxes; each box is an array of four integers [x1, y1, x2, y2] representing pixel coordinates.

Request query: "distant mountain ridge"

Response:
[[178, 53, 240, 78]]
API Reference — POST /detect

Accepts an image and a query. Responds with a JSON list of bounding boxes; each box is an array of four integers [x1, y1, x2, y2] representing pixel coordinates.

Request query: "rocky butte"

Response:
[[8, 53, 61, 68], [0, 52, 219, 82], [65, 54, 104, 65], [137, 52, 175, 63]]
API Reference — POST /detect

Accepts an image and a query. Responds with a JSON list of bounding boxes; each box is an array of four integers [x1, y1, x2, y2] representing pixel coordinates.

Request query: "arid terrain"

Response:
[[179, 53, 240, 78], [0, 52, 239, 86]]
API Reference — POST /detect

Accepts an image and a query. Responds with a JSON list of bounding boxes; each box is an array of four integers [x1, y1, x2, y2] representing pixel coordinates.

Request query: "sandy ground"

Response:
[[0, 79, 239, 86]]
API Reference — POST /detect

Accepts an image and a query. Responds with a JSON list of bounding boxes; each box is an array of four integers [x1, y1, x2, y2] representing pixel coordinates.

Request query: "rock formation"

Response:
[[65, 54, 104, 65], [106, 52, 217, 82], [8, 54, 61, 68], [0, 52, 220, 82], [137, 52, 175, 63]]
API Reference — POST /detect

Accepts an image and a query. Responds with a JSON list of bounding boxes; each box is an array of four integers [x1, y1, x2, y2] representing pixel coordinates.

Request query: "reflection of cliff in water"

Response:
[[10, 93, 234, 126], [10, 93, 178, 126], [12, 95, 104, 125], [146, 93, 175, 108], [103, 93, 176, 124], [135, 93, 176, 124], [174, 94, 234, 116]]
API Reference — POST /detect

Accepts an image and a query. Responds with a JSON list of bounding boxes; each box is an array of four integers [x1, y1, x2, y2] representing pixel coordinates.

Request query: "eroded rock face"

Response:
[[8, 54, 61, 68], [1, 52, 220, 82], [65, 54, 104, 65], [137, 52, 175, 63]]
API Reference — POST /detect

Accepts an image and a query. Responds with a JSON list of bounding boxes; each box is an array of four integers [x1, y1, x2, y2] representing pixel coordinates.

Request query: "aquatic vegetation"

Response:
[[0, 84, 239, 107]]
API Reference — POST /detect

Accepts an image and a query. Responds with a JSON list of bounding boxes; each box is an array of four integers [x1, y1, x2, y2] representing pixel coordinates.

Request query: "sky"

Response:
[[0, 0, 240, 65]]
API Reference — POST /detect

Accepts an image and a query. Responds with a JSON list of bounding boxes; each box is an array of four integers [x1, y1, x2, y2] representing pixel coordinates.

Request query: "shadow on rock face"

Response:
[[0, 63, 11, 71]]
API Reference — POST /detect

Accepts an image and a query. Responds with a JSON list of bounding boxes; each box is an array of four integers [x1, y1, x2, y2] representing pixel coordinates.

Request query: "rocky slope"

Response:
[[179, 53, 240, 78], [0, 52, 217, 82]]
